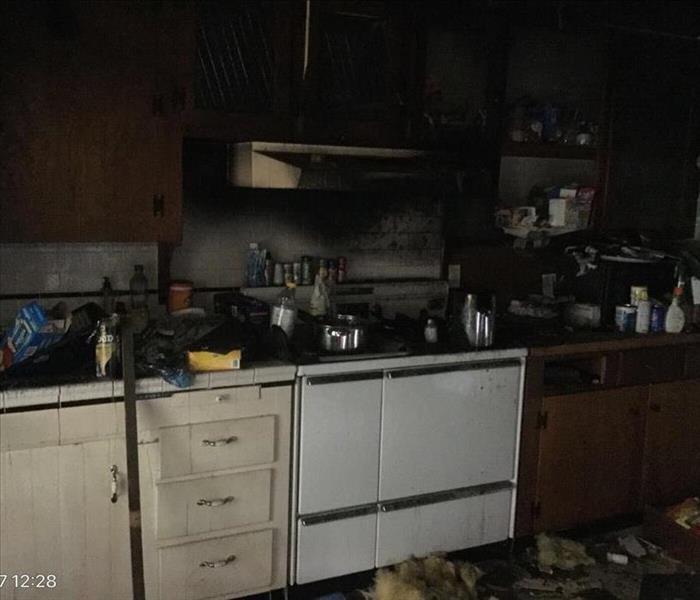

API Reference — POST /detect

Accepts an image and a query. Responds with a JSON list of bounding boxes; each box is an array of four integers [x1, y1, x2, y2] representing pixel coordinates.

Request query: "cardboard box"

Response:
[[4, 302, 69, 365]]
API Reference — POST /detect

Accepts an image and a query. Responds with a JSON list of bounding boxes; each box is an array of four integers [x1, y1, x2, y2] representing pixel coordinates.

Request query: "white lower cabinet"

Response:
[[0, 435, 133, 600], [159, 529, 273, 600], [296, 510, 377, 585], [375, 487, 513, 568], [298, 373, 383, 514], [380, 362, 521, 500], [0, 381, 292, 600]]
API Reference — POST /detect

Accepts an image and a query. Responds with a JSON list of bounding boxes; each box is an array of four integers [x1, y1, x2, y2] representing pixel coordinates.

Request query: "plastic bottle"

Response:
[[101, 277, 115, 314], [246, 243, 261, 287], [309, 273, 329, 317], [270, 283, 297, 337], [664, 288, 686, 333], [129, 265, 148, 308]]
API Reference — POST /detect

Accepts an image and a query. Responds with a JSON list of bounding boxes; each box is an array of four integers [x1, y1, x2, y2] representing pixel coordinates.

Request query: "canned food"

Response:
[[630, 285, 648, 306], [95, 316, 120, 378], [283, 263, 293, 285], [273, 263, 284, 286], [615, 304, 637, 333], [301, 256, 313, 285], [650, 304, 666, 332], [635, 300, 651, 334], [293, 261, 302, 285]]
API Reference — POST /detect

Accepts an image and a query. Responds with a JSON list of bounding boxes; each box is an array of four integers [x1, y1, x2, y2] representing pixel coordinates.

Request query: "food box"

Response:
[[3, 302, 70, 365], [643, 504, 700, 569]]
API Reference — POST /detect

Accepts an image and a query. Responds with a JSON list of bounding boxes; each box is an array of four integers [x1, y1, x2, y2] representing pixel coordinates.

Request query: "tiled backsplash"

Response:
[[171, 190, 444, 289], [0, 243, 157, 328]]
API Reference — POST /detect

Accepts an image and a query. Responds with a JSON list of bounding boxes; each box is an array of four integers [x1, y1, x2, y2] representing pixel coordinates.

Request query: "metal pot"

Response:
[[319, 314, 368, 353]]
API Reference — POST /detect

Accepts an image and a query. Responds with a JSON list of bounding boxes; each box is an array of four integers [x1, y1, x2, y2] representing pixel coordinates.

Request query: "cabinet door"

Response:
[[535, 387, 646, 532], [0, 2, 193, 242], [298, 373, 383, 514], [0, 439, 131, 600], [645, 380, 700, 506], [380, 362, 521, 501], [303, 0, 421, 146]]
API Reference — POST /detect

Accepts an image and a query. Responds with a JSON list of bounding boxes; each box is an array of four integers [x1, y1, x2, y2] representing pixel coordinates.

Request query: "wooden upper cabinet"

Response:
[[302, 0, 423, 146], [184, 0, 300, 142], [0, 1, 195, 242]]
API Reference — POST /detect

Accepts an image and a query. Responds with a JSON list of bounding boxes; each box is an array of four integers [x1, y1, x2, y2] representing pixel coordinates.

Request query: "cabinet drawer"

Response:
[[296, 510, 377, 584], [160, 416, 275, 479], [159, 529, 273, 600], [376, 487, 512, 568], [157, 469, 272, 539], [617, 347, 684, 386]]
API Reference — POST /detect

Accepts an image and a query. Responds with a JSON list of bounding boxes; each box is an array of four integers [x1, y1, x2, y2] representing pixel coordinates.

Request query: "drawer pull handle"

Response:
[[197, 496, 235, 507], [199, 555, 236, 569], [202, 436, 238, 447], [110, 465, 119, 503]]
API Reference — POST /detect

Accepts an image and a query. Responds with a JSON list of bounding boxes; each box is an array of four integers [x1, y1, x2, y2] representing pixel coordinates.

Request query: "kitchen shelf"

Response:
[[501, 141, 597, 160]]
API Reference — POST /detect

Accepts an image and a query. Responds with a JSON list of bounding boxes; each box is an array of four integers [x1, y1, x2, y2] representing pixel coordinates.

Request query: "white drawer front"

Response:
[[299, 374, 383, 514], [376, 487, 512, 567], [157, 469, 272, 539], [159, 529, 273, 600], [296, 511, 377, 585], [160, 415, 275, 478], [380, 363, 521, 500]]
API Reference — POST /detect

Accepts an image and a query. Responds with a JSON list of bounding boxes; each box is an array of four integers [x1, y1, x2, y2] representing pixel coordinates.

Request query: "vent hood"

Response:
[[228, 142, 463, 191]]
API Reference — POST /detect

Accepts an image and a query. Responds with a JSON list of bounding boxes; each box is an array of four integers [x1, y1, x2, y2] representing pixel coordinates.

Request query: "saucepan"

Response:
[[319, 314, 368, 353]]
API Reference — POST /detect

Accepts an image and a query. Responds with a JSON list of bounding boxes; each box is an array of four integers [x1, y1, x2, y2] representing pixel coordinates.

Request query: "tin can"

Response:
[[264, 259, 273, 286], [650, 304, 666, 332], [283, 263, 293, 285], [327, 259, 337, 283], [318, 258, 328, 280], [273, 263, 284, 286], [168, 280, 193, 313], [95, 316, 120, 378], [615, 304, 637, 333], [292, 261, 302, 285], [635, 299, 651, 334], [301, 256, 313, 285], [630, 285, 648, 306]]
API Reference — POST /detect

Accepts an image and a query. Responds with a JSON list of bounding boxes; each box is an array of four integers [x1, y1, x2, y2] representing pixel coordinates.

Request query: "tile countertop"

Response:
[[0, 361, 297, 411]]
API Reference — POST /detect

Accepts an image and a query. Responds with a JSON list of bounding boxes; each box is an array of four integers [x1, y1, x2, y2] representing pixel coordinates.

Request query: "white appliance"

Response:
[[290, 349, 526, 585]]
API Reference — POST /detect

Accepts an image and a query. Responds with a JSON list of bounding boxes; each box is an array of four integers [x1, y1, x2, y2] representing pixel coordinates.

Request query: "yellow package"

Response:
[[187, 349, 241, 372]]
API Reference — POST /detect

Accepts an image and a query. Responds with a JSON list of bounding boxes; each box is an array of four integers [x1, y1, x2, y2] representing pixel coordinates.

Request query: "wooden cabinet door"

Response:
[[535, 387, 647, 532], [0, 439, 131, 600], [0, 2, 193, 242], [644, 380, 700, 507], [302, 0, 422, 146]]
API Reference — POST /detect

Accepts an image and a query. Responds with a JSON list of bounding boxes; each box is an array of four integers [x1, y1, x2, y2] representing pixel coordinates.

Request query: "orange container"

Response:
[[168, 280, 193, 313]]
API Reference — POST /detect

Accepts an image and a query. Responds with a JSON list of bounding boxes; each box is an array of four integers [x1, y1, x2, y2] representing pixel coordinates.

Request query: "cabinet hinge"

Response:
[[152, 194, 165, 217], [531, 500, 542, 519], [536, 410, 548, 429]]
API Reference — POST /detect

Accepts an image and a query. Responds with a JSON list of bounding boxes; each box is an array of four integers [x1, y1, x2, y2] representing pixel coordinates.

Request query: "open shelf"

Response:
[[501, 140, 598, 160]]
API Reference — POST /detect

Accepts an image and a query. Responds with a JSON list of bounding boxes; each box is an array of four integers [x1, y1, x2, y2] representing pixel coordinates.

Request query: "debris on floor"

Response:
[[345, 526, 696, 600], [361, 554, 482, 600], [536, 532, 596, 572]]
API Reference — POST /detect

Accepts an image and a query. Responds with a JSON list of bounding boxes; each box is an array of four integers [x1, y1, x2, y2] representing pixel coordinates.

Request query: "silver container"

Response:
[[462, 293, 495, 348], [319, 314, 368, 353]]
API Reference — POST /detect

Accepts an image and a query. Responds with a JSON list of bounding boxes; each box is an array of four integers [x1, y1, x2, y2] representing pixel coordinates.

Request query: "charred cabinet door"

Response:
[[379, 361, 521, 501], [535, 387, 647, 532], [298, 372, 383, 515]]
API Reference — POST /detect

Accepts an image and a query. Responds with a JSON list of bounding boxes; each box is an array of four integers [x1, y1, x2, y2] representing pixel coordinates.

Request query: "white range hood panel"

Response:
[[228, 141, 435, 190]]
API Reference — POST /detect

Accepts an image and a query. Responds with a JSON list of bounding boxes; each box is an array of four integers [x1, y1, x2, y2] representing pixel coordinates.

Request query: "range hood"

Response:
[[228, 141, 463, 191]]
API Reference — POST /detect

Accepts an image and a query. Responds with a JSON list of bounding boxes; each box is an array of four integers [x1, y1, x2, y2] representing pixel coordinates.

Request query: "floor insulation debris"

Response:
[[316, 526, 697, 600]]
